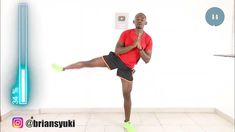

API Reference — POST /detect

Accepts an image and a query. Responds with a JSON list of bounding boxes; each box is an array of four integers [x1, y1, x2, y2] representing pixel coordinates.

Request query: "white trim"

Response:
[[1, 108, 234, 124], [1, 111, 13, 122], [215, 108, 234, 124]]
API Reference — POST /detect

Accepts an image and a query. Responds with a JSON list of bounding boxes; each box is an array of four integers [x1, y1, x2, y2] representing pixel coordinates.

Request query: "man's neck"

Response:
[[135, 29, 144, 34]]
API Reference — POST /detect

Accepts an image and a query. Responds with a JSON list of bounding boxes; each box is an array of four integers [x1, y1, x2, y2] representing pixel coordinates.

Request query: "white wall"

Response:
[[213, 57, 234, 118], [1, 0, 234, 118], [1, 0, 18, 116]]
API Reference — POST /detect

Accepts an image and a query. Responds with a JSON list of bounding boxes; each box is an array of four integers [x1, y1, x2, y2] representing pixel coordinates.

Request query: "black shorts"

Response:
[[102, 52, 133, 82]]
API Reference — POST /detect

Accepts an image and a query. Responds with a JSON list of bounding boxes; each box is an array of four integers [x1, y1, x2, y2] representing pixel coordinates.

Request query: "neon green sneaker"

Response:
[[51, 64, 64, 72], [123, 121, 135, 132]]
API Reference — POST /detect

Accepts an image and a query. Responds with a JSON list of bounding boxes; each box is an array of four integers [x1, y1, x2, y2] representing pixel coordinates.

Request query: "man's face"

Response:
[[134, 15, 146, 29]]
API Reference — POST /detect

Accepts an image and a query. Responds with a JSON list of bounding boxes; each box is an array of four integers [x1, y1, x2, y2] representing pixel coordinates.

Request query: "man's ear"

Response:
[[145, 21, 147, 25], [133, 20, 135, 24]]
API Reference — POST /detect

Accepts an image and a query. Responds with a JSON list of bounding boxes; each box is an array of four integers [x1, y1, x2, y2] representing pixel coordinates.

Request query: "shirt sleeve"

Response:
[[118, 31, 127, 43], [145, 37, 153, 51]]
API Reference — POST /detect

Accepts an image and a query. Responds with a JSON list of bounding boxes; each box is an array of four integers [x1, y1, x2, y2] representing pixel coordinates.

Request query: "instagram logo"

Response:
[[12, 117, 24, 128]]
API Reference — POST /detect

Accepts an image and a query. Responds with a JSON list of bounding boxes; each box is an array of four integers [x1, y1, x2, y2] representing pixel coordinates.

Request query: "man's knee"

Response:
[[122, 82, 132, 99], [123, 91, 131, 100], [121, 78, 133, 99], [121, 79, 133, 87]]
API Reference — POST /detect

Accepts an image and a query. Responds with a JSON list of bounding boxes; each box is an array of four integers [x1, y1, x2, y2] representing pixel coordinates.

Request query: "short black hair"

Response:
[[135, 13, 146, 19]]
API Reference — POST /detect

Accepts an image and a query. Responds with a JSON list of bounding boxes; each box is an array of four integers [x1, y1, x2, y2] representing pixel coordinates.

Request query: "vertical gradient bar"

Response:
[[18, 3, 28, 105]]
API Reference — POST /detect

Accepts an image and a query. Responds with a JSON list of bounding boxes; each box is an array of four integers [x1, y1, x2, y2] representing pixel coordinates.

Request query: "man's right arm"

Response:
[[115, 31, 143, 55], [114, 41, 137, 55]]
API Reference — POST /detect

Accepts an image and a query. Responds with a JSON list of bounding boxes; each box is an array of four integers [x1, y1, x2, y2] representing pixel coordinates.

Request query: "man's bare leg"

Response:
[[121, 78, 133, 122], [63, 57, 107, 71]]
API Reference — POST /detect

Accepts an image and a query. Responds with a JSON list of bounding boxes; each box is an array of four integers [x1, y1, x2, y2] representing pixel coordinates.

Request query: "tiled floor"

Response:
[[1, 112, 234, 132]]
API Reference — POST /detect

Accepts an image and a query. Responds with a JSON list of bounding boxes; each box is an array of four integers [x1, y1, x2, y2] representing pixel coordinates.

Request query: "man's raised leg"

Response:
[[63, 57, 107, 71]]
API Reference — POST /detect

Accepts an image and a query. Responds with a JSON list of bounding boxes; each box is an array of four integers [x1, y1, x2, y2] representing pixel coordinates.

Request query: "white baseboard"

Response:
[[1, 111, 13, 122], [39, 107, 215, 113], [11, 109, 40, 115], [1, 108, 234, 124], [215, 108, 234, 124]]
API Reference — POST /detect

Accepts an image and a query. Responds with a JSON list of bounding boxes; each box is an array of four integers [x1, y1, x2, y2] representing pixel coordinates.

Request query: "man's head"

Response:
[[133, 13, 147, 29]]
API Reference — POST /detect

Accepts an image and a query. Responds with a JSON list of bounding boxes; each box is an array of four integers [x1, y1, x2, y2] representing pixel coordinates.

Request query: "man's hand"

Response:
[[115, 30, 144, 55], [133, 39, 139, 47], [136, 41, 142, 50], [135, 32, 143, 49], [135, 31, 152, 63]]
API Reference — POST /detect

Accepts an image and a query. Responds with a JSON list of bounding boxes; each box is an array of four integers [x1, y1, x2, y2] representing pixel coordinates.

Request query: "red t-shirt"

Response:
[[117, 29, 153, 69]]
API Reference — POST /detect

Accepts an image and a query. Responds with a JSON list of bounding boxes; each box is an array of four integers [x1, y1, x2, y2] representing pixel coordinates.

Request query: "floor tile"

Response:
[[73, 113, 91, 126], [156, 113, 195, 125], [136, 125, 165, 132], [105, 125, 125, 132], [42, 126, 85, 132], [1, 112, 233, 132], [85, 125, 105, 132], [202, 126, 234, 132], [181, 124, 205, 132], [138, 112, 161, 125], [88, 113, 123, 125], [186, 113, 233, 126], [162, 125, 185, 132]]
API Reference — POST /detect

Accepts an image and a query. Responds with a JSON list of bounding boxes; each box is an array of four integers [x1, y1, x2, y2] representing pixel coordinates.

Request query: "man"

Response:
[[59, 13, 152, 132]]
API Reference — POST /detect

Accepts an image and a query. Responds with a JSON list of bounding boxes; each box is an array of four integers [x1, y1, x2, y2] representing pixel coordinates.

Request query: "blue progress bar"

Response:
[[11, 3, 30, 105]]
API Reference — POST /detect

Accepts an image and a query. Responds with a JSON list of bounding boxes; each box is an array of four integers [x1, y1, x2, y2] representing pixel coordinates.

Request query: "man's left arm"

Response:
[[136, 37, 152, 63], [138, 49, 152, 63]]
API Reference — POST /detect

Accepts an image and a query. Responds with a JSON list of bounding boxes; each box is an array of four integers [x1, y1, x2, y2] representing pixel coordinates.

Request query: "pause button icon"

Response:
[[206, 7, 224, 26], [212, 14, 219, 20]]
